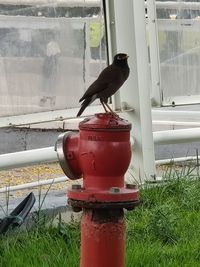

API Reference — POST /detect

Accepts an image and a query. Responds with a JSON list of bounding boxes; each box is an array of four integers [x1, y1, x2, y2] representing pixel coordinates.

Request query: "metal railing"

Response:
[[0, 177, 68, 193], [0, 0, 101, 7], [145, 1, 200, 10], [155, 1, 200, 10], [1, 126, 200, 175]]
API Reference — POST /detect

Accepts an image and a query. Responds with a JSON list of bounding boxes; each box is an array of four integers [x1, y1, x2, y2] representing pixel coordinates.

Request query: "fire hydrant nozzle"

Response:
[[55, 113, 139, 267]]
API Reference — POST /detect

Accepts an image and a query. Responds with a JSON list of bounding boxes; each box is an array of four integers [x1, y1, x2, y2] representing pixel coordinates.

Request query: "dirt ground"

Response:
[[0, 163, 79, 199]]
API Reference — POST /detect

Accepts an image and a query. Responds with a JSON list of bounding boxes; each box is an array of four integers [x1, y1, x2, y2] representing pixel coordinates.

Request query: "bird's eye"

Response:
[[117, 54, 127, 60]]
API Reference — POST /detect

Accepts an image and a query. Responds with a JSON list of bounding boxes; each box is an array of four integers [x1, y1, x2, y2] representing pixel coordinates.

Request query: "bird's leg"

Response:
[[104, 102, 118, 117], [100, 100, 109, 113]]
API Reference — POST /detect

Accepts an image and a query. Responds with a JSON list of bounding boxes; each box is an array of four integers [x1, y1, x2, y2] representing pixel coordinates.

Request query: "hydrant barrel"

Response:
[[81, 209, 125, 267], [79, 113, 131, 190]]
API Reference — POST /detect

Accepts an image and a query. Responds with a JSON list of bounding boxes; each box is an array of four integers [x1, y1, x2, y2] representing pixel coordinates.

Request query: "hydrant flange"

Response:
[[55, 131, 82, 180], [67, 186, 139, 208]]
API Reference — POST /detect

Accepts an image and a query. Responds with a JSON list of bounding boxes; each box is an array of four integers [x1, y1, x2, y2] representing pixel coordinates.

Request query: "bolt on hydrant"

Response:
[[55, 113, 139, 267]]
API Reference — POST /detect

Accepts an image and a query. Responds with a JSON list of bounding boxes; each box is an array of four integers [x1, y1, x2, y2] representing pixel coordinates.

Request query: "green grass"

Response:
[[0, 222, 80, 267], [126, 177, 200, 267], [0, 177, 200, 267]]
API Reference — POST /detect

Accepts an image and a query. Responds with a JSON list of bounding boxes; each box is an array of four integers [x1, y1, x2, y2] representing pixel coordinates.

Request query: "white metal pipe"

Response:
[[2, 108, 200, 128], [153, 120, 200, 127], [147, 0, 162, 106], [0, 127, 199, 170], [7, 0, 200, 9], [155, 1, 200, 10], [0, 105, 102, 128], [152, 110, 200, 122], [153, 127, 200, 145], [0, 176, 68, 193], [0, 0, 100, 7], [0, 147, 57, 170], [0, 135, 135, 171], [145, 1, 200, 10], [156, 156, 198, 165]]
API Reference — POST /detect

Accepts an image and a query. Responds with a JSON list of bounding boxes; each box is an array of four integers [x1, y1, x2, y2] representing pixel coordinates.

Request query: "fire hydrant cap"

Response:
[[79, 113, 131, 131]]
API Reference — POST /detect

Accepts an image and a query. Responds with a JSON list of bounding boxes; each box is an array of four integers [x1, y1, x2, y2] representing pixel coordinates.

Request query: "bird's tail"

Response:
[[76, 98, 92, 117]]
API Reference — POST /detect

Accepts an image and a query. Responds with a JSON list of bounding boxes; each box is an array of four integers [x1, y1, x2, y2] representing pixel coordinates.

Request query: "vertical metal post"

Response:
[[80, 209, 125, 267], [104, 0, 121, 110], [147, 0, 162, 106], [105, 0, 156, 182], [84, 20, 91, 89]]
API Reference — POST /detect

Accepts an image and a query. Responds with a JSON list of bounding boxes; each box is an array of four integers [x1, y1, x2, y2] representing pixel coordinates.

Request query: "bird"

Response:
[[76, 53, 130, 117]]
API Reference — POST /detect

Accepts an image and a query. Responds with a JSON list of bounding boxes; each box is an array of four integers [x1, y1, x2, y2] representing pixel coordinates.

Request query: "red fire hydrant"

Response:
[[55, 113, 139, 267]]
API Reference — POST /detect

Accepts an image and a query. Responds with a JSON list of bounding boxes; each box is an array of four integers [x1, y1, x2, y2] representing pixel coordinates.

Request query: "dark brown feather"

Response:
[[77, 53, 129, 117]]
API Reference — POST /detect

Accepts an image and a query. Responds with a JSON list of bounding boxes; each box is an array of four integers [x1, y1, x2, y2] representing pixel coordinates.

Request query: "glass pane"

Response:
[[0, 1, 107, 117], [156, 0, 200, 104]]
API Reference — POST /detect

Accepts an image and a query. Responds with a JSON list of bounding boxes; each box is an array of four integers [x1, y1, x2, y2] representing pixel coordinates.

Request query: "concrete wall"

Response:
[[0, 127, 63, 154]]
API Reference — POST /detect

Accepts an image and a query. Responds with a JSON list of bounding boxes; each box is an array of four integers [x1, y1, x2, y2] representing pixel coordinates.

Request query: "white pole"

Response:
[[155, 156, 198, 165], [0, 135, 135, 171], [0, 147, 57, 170], [0, 176, 68, 193], [152, 110, 200, 122], [147, 0, 162, 106], [154, 127, 200, 145], [105, 0, 121, 111], [0, 0, 101, 7], [106, 0, 156, 182], [154, 1, 200, 10], [153, 120, 200, 127]]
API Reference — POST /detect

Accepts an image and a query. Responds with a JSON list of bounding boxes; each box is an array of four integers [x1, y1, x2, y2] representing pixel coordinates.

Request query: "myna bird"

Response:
[[77, 53, 130, 117]]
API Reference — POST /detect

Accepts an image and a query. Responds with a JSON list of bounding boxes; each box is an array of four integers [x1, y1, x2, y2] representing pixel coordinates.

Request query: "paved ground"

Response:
[[0, 163, 82, 223]]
